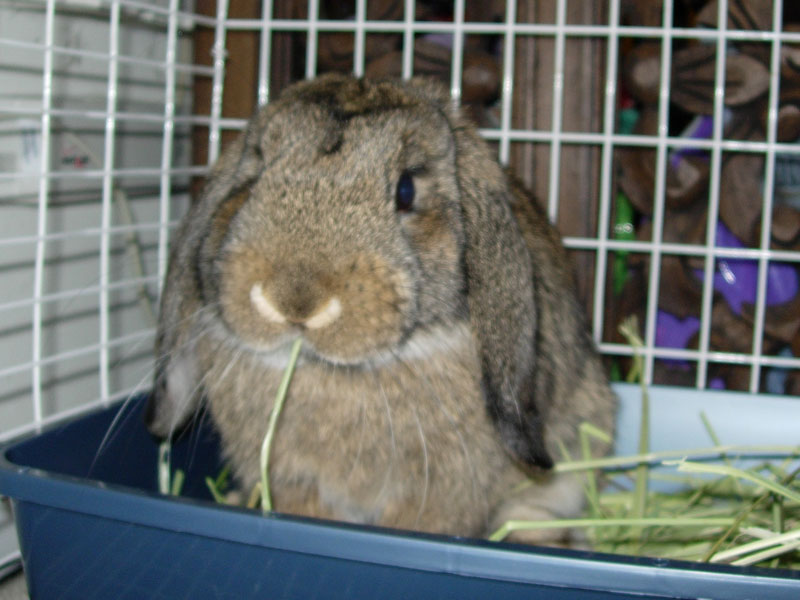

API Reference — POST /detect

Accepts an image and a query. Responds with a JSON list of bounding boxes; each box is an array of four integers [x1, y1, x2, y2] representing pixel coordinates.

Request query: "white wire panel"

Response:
[[0, 0, 799, 452], [0, 0, 195, 443]]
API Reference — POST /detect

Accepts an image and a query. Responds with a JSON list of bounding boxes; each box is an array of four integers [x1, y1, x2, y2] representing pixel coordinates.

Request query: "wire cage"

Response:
[[1, 0, 800, 584]]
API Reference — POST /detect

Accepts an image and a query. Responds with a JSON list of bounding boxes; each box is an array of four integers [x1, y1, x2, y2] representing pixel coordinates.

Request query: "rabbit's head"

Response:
[[206, 77, 468, 366]]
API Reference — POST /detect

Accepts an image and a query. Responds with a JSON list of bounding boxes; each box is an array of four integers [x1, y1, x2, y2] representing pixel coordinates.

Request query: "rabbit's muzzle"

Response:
[[249, 267, 343, 330], [219, 245, 416, 365]]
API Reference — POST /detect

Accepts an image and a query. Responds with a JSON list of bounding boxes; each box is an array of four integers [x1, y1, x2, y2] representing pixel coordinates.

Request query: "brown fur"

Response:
[[146, 74, 617, 545]]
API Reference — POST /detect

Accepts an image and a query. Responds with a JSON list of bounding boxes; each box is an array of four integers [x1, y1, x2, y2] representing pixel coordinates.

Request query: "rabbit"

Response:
[[145, 73, 617, 546]]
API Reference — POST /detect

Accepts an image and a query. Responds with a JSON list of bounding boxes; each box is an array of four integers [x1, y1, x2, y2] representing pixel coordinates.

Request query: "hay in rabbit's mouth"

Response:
[[259, 337, 303, 512], [158, 338, 304, 511]]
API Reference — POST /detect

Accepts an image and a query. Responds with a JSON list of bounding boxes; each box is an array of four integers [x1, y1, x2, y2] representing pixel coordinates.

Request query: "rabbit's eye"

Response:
[[395, 170, 415, 213]]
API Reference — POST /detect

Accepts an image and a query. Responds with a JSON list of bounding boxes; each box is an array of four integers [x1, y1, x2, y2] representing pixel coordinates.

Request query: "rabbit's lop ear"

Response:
[[448, 113, 554, 471], [145, 117, 266, 439], [199, 115, 267, 208]]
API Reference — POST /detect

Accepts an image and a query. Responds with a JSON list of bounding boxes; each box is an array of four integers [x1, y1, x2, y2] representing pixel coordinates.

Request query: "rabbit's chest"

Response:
[[200, 324, 517, 533]]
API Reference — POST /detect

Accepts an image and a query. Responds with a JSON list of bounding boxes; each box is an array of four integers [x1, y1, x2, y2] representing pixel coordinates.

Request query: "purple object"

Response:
[[709, 377, 727, 390], [666, 116, 799, 313], [656, 310, 701, 352], [670, 115, 714, 169], [654, 312, 728, 389], [655, 310, 700, 371], [693, 222, 799, 315]]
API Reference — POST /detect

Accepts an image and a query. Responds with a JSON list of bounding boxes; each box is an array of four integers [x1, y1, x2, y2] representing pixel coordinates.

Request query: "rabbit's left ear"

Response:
[[446, 112, 554, 471]]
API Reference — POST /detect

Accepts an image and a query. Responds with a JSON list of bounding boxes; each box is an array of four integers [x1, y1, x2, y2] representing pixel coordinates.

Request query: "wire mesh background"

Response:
[[1, 0, 799, 567]]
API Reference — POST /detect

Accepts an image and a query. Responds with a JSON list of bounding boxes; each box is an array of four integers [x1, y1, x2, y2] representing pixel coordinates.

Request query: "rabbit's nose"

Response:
[[249, 280, 341, 330]]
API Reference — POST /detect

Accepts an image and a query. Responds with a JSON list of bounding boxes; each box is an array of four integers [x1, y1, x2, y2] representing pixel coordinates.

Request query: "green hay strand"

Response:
[[260, 338, 303, 513], [673, 461, 800, 505], [205, 476, 227, 504], [170, 469, 185, 496], [489, 517, 735, 543]]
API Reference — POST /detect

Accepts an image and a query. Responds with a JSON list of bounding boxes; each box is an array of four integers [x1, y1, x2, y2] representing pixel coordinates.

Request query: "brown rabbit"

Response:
[[145, 74, 617, 545]]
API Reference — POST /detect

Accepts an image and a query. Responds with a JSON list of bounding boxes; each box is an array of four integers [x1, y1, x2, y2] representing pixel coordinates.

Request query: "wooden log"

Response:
[[511, 0, 606, 308], [192, 0, 260, 198]]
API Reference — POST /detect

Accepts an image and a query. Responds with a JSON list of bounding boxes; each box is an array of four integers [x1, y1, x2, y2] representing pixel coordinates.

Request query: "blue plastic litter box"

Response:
[[1, 383, 799, 599]]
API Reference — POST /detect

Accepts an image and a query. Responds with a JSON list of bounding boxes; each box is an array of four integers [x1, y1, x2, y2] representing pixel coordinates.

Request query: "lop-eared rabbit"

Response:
[[146, 74, 617, 546]]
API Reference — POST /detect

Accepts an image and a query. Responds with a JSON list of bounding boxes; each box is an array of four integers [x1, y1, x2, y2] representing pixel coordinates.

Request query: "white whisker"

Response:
[[345, 387, 368, 485], [370, 369, 397, 511], [410, 403, 429, 528]]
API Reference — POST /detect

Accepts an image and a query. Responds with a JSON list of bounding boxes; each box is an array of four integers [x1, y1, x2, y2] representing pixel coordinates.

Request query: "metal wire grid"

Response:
[[1, 0, 799, 440], [0, 0, 197, 444]]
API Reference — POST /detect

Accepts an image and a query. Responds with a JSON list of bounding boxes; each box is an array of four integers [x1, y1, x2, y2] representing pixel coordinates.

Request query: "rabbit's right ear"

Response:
[[145, 116, 267, 439], [444, 109, 554, 471]]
